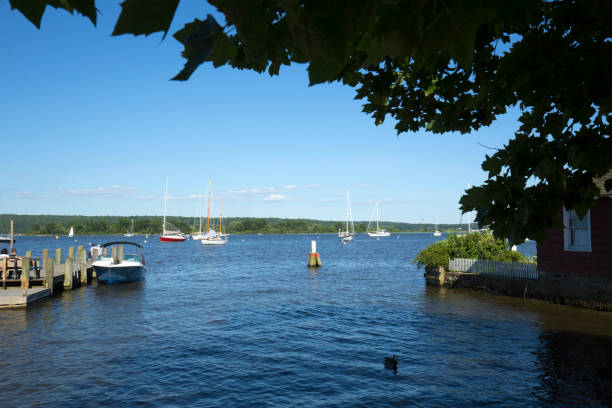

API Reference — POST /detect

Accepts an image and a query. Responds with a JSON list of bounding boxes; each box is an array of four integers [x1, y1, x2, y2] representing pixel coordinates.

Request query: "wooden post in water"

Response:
[[68, 246, 74, 260], [2, 257, 6, 290], [118, 245, 124, 263], [64, 257, 73, 289], [111, 246, 118, 264], [78, 246, 87, 285], [80, 260, 87, 285], [55, 248, 62, 265], [307, 240, 322, 267], [21, 256, 30, 296], [45, 258, 55, 295], [10, 220, 14, 251], [91, 248, 98, 278], [25, 250, 32, 258], [42, 249, 49, 269]]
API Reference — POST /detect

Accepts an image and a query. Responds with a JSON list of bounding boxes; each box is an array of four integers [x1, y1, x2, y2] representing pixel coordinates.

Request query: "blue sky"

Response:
[[0, 2, 522, 224]]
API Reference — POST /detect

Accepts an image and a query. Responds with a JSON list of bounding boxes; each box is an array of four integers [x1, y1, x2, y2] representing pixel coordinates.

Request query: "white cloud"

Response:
[[283, 185, 296, 190], [264, 194, 294, 202], [16, 191, 48, 199], [61, 185, 136, 197]]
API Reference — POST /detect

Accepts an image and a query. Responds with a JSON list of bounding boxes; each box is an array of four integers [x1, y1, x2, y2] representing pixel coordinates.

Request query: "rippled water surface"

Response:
[[1, 234, 611, 407]]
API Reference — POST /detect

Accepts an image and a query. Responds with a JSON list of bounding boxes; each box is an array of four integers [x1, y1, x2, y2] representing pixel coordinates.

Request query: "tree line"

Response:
[[0, 214, 472, 235]]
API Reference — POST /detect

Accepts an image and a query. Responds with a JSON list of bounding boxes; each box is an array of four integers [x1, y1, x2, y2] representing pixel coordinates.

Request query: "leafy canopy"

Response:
[[8, 0, 612, 244]]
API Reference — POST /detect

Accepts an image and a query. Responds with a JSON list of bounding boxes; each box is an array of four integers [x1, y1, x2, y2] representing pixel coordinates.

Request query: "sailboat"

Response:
[[367, 201, 391, 237], [433, 218, 442, 237], [124, 219, 135, 237], [191, 193, 206, 240], [68, 226, 74, 238], [201, 179, 228, 246], [338, 190, 355, 242], [160, 178, 187, 242]]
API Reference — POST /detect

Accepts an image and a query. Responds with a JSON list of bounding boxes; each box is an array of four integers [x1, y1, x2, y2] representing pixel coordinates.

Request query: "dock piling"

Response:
[[2, 258, 6, 289], [45, 258, 55, 295], [55, 248, 62, 265], [63, 257, 73, 289], [21, 256, 30, 296]]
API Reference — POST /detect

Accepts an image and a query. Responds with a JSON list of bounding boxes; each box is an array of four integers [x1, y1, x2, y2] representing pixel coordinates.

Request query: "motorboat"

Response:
[[92, 241, 146, 283]]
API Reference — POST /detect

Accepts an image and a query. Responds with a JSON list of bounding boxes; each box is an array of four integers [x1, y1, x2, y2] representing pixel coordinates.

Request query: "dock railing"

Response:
[[448, 258, 539, 280]]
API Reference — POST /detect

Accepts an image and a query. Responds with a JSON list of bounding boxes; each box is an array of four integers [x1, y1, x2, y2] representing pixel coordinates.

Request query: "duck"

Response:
[[384, 354, 398, 370]]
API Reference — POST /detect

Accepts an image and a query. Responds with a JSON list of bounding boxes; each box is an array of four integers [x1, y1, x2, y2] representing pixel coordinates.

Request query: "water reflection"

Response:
[[535, 330, 612, 406]]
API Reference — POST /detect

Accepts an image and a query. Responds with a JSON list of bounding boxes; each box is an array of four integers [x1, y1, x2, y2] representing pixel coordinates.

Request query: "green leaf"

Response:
[[9, 0, 97, 28], [112, 0, 179, 38], [9, 0, 47, 28], [172, 15, 222, 81]]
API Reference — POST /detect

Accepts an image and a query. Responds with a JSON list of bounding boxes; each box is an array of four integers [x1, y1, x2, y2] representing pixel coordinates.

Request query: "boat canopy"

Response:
[[100, 241, 143, 248]]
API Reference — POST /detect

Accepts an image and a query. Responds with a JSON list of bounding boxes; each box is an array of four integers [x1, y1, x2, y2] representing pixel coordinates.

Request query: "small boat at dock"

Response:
[[92, 241, 146, 283]]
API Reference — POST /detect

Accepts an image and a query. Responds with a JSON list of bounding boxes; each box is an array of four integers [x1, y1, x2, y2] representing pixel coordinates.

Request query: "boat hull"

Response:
[[94, 265, 145, 284], [368, 232, 390, 237], [201, 238, 228, 245], [160, 235, 186, 242]]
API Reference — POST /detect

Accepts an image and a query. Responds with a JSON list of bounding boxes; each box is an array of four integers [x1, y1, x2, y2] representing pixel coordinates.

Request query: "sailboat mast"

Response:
[[220, 198, 223, 234], [345, 190, 349, 233], [206, 178, 211, 233], [162, 177, 168, 234], [376, 201, 380, 231], [198, 193, 203, 234]]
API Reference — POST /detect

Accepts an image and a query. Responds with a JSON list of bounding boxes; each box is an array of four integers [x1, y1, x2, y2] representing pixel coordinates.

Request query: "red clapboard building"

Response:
[[537, 171, 612, 278]]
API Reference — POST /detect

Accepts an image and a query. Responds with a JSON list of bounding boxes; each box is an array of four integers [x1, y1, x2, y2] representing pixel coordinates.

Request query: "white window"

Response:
[[563, 208, 591, 251]]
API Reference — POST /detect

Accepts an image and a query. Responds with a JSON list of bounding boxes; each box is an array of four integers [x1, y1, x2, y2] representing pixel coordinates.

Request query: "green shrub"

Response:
[[414, 232, 532, 269]]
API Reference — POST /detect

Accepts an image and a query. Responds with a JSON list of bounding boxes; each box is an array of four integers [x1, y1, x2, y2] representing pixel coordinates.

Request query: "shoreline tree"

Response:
[[7, 0, 611, 244]]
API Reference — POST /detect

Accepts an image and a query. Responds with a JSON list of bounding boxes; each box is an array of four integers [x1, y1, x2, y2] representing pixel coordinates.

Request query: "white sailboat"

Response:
[[201, 179, 228, 246], [191, 193, 206, 240], [124, 219, 135, 237], [338, 189, 355, 242], [160, 178, 187, 242], [367, 201, 391, 237], [433, 218, 442, 237], [68, 226, 74, 237]]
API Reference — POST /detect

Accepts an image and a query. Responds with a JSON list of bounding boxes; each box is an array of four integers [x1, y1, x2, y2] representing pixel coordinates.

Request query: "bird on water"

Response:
[[384, 354, 398, 371]]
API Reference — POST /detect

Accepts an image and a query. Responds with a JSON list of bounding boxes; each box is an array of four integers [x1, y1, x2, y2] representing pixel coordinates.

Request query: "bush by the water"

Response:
[[415, 232, 532, 269]]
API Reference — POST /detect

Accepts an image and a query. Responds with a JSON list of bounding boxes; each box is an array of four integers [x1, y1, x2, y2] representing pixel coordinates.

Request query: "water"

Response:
[[1, 234, 611, 407]]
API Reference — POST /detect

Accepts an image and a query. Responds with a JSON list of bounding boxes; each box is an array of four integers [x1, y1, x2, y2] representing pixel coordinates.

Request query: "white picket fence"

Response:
[[448, 258, 539, 280]]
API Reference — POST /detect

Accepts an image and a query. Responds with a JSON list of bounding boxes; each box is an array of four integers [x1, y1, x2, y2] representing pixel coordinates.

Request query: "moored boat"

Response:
[[92, 241, 146, 283], [160, 178, 187, 242], [338, 189, 355, 242], [201, 179, 228, 246], [367, 201, 391, 237]]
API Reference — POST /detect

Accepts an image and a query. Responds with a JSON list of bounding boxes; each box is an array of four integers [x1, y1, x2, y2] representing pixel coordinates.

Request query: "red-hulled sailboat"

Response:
[[160, 177, 187, 242]]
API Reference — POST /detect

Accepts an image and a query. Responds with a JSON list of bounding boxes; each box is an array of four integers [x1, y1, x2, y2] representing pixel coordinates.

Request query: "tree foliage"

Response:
[[1, 214, 458, 235], [8, 0, 611, 244], [414, 232, 531, 269]]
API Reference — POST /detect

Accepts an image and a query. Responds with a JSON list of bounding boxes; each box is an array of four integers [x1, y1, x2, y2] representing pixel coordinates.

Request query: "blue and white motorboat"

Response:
[[92, 241, 145, 283]]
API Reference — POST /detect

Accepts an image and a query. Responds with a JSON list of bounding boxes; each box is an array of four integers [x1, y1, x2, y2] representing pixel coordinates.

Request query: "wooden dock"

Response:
[[1, 245, 95, 308]]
